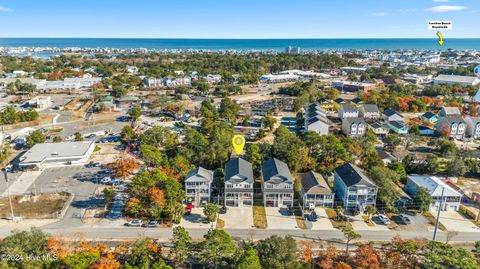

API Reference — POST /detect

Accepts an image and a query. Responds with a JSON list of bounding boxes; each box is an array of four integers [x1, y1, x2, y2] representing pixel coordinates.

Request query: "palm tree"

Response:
[[364, 205, 376, 222]]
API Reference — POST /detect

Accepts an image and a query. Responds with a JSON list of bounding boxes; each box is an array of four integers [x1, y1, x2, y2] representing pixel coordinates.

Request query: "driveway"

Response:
[[350, 214, 390, 231], [391, 213, 433, 232], [435, 210, 480, 233], [265, 207, 298, 230], [309, 208, 335, 230], [177, 208, 211, 229], [222, 207, 254, 229]]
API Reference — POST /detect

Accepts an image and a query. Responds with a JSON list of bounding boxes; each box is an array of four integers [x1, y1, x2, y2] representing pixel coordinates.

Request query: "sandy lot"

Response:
[[223, 207, 254, 229], [265, 207, 298, 230]]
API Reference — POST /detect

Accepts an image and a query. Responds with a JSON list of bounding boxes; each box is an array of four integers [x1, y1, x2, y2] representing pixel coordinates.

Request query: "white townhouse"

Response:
[[184, 167, 214, 207], [261, 157, 294, 207], [224, 158, 254, 207]]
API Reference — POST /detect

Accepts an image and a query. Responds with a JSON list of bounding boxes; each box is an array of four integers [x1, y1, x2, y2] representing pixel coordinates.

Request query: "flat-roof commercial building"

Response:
[[19, 141, 95, 169]]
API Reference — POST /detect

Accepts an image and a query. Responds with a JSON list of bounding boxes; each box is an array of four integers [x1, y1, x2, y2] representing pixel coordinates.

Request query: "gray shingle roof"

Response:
[[334, 163, 376, 188], [185, 167, 214, 183], [435, 74, 479, 84], [361, 104, 379, 113], [299, 171, 333, 195], [225, 157, 254, 184], [261, 157, 293, 184], [340, 104, 358, 113]]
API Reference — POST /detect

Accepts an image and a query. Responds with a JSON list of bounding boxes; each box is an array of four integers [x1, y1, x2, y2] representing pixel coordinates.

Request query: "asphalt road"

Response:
[[0, 226, 479, 245]]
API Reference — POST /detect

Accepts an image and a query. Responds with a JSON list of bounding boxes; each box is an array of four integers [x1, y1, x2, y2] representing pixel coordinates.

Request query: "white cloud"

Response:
[[433, 0, 450, 2], [426, 5, 467, 12], [371, 12, 386, 16], [0, 6, 13, 12], [399, 9, 417, 13]]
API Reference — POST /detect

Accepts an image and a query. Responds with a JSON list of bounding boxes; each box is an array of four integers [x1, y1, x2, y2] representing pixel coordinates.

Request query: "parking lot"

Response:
[[222, 207, 254, 229], [265, 207, 298, 230]]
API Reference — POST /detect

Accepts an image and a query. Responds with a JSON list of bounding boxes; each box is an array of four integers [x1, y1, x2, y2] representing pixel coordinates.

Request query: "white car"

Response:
[[377, 214, 391, 225], [100, 176, 112, 184]]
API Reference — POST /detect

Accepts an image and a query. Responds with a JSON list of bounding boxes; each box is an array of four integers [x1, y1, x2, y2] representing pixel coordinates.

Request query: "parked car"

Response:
[[185, 203, 193, 215], [86, 134, 96, 138], [286, 205, 295, 216], [125, 220, 142, 227], [219, 206, 227, 214], [307, 211, 318, 222], [377, 214, 391, 225], [100, 177, 113, 184], [142, 220, 159, 228], [399, 214, 411, 225]]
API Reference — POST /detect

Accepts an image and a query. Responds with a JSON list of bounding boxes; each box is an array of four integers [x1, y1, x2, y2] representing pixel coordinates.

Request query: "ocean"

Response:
[[0, 38, 479, 51]]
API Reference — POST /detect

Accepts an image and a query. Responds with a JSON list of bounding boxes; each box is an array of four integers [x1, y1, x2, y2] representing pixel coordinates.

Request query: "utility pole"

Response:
[[3, 169, 15, 222], [433, 187, 445, 241]]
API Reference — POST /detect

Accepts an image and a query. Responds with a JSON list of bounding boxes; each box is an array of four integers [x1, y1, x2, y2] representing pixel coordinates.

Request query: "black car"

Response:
[[286, 205, 295, 216], [219, 206, 228, 214]]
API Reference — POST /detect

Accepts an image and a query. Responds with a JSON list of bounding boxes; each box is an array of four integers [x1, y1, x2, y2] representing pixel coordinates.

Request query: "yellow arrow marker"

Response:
[[437, 31, 444, 46], [232, 135, 246, 155]]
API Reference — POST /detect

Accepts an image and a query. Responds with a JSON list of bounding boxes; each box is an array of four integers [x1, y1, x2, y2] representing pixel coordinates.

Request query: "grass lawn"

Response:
[[325, 208, 352, 229], [293, 206, 307, 230], [253, 206, 268, 229], [362, 215, 375, 227], [423, 212, 446, 231]]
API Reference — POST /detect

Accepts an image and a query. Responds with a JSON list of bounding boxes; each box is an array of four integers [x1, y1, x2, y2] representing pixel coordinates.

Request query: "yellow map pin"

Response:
[[232, 135, 245, 155]]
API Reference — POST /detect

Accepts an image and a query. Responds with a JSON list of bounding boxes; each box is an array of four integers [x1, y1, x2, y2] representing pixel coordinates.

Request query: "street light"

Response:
[[3, 168, 15, 222]]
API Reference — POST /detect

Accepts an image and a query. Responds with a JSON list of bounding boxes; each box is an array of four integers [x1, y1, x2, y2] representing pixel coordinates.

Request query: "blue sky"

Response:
[[0, 0, 478, 38]]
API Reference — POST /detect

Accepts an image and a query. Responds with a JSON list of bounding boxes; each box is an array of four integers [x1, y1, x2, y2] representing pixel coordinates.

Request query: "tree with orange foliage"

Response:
[[317, 246, 340, 269], [109, 157, 138, 178], [440, 124, 451, 138], [350, 244, 380, 269], [89, 253, 120, 269], [149, 186, 166, 206], [334, 262, 353, 269], [301, 240, 313, 264]]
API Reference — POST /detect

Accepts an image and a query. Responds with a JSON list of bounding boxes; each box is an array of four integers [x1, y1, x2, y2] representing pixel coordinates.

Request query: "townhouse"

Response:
[[224, 158, 254, 207], [435, 116, 466, 140], [299, 171, 334, 209], [184, 167, 214, 207], [465, 116, 480, 139], [261, 157, 294, 207], [358, 104, 380, 120], [342, 117, 366, 137], [338, 104, 359, 120], [333, 163, 378, 212]]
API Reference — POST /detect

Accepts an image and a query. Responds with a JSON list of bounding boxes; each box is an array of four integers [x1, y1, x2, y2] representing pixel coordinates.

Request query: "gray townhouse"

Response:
[[224, 157, 254, 207], [342, 117, 366, 137], [184, 167, 214, 207], [465, 116, 480, 139], [299, 171, 334, 209], [359, 104, 380, 120], [435, 116, 466, 140], [261, 157, 294, 207], [338, 104, 359, 120], [333, 163, 378, 212]]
